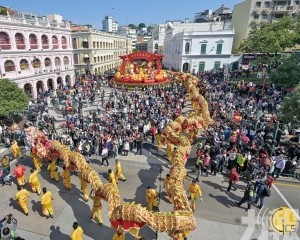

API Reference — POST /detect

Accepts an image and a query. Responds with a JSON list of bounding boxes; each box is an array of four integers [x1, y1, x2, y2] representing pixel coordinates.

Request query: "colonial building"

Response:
[[163, 21, 234, 73], [0, 10, 75, 98], [232, 0, 300, 51], [71, 25, 131, 75]]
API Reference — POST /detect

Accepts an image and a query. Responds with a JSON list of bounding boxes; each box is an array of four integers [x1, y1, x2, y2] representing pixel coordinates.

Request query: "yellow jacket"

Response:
[[109, 171, 116, 185], [16, 189, 30, 202], [41, 191, 53, 206], [61, 169, 71, 179], [188, 183, 202, 197], [71, 226, 83, 240], [47, 161, 56, 172], [28, 170, 39, 184]]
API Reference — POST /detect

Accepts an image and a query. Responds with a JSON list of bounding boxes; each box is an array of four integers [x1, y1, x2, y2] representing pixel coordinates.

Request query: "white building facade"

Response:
[[117, 26, 137, 49], [163, 22, 234, 73], [0, 13, 75, 98], [147, 24, 166, 54], [102, 16, 118, 33]]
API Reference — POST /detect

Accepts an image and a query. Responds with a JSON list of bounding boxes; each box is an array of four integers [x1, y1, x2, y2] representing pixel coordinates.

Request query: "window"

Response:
[[29, 34, 38, 49], [73, 54, 78, 64], [254, 13, 259, 19], [52, 36, 58, 49], [265, 1, 270, 7], [256, 1, 261, 7], [61, 36, 67, 49], [199, 62, 205, 72], [20, 59, 29, 70], [32, 58, 41, 68], [262, 13, 268, 19], [44, 58, 51, 67], [200, 44, 207, 54], [0, 32, 11, 50], [72, 38, 77, 49], [63, 56, 69, 66], [41, 35, 49, 49], [214, 61, 221, 70], [185, 42, 190, 54], [295, 1, 300, 5], [54, 57, 61, 67], [94, 57, 97, 63], [4, 60, 15, 72], [15, 33, 25, 49], [216, 44, 223, 54], [154, 43, 158, 50]]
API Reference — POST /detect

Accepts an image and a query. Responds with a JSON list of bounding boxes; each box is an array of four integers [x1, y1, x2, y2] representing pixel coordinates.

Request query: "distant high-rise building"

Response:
[[102, 16, 118, 33], [232, 0, 300, 51]]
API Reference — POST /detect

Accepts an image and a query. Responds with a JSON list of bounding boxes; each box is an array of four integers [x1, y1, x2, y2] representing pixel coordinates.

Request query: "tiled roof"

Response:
[[71, 26, 89, 32]]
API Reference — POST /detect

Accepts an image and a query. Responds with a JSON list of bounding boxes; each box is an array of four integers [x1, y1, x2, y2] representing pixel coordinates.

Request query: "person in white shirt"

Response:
[[272, 154, 286, 179]]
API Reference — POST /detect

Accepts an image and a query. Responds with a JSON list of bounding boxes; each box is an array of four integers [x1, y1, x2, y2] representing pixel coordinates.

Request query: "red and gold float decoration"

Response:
[[113, 52, 169, 86], [27, 71, 212, 239]]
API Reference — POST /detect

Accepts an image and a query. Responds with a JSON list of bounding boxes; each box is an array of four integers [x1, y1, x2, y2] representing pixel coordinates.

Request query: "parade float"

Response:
[[26, 71, 212, 239], [113, 52, 169, 87]]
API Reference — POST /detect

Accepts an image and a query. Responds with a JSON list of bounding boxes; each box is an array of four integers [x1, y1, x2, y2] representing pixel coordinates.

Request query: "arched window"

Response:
[[15, 33, 25, 49], [63, 56, 69, 65], [20, 59, 29, 70], [185, 42, 190, 54], [154, 43, 158, 50], [4, 60, 15, 72], [29, 34, 38, 49], [44, 58, 51, 67], [54, 57, 61, 66], [32, 58, 41, 68], [41, 35, 49, 49], [61, 36, 67, 49], [0, 32, 11, 50], [52, 35, 58, 49]]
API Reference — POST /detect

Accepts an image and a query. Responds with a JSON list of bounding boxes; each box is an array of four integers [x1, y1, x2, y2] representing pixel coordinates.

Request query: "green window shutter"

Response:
[[199, 62, 205, 72], [214, 61, 221, 70], [201, 44, 206, 54], [216, 44, 223, 54]]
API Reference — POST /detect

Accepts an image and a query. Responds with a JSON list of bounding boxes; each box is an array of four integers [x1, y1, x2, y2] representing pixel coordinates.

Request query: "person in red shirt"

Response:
[[151, 126, 157, 144], [13, 163, 26, 186], [225, 167, 239, 194]]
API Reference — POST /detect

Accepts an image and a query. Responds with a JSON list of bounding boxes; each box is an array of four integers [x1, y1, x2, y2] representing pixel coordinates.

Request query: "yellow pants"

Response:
[[17, 176, 25, 186], [19, 200, 29, 214], [33, 158, 42, 170], [13, 149, 22, 159], [116, 172, 126, 183], [147, 198, 158, 211], [31, 181, 41, 194], [190, 193, 197, 211], [63, 177, 71, 189], [82, 187, 89, 201], [51, 171, 59, 181], [91, 206, 103, 224], [42, 204, 54, 216]]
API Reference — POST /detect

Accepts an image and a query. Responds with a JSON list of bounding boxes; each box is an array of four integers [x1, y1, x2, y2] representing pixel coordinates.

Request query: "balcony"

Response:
[[42, 44, 49, 49], [16, 44, 26, 50], [273, 5, 295, 12], [62, 44, 67, 49], [52, 44, 59, 49], [30, 44, 38, 49], [0, 44, 11, 50]]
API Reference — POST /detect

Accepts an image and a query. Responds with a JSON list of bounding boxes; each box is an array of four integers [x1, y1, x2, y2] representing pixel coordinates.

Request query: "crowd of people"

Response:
[[0, 68, 299, 239]]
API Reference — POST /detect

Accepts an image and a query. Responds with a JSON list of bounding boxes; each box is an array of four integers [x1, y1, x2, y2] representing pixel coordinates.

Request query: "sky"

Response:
[[1, 0, 242, 29]]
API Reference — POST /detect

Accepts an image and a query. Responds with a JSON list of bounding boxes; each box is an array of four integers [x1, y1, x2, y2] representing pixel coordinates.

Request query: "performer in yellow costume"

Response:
[[89, 190, 103, 225], [61, 165, 71, 190], [30, 151, 42, 170], [163, 174, 172, 203], [41, 187, 54, 218], [28, 169, 41, 195], [188, 180, 202, 212], [146, 186, 158, 211], [47, 160, 57, 181], [70, 222, 83, 240], [10, 141, 22, 159], [108, 169, 117, 186], [79, 173, 89, 202], [15, 185, 30, 215], [115, 159, 126, 183]]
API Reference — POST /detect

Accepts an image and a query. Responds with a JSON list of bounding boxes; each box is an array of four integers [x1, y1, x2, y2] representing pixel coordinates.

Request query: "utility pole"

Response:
[[271, 121, 280, 156]]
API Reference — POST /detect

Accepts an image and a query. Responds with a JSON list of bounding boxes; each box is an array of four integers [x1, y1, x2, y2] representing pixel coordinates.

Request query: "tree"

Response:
[[270, 55, 300, 88], [238, 17, 300, 57], [0, 79, 29, 117], [138, 23, 146, 29], [280, 84, 300, 124], [128, 24, 137, 29]]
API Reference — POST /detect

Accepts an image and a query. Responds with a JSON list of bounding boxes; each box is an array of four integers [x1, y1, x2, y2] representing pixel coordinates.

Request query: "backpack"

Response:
[[264, 186, 271, 197]]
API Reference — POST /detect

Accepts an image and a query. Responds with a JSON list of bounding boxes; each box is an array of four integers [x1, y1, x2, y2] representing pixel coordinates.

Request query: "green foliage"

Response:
[[0, 79, 29, 117], [0, 7, 8, 16], [128, 24, 137, 29], [138, 23, 146, 28], [280, 84, 300, 124], [238, 16, 300, 55], [270, 55, 300, 88]]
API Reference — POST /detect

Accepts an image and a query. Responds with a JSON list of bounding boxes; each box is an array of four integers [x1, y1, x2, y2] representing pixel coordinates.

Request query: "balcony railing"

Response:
[[16, 44, 26, 50], [0, 44, 11, 50], [273, 6, 294, 11], [62, 44, 67, 49], [30, 44, 38, 49], [52, 44, 59, 49], [42, 44, 49, 49]]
